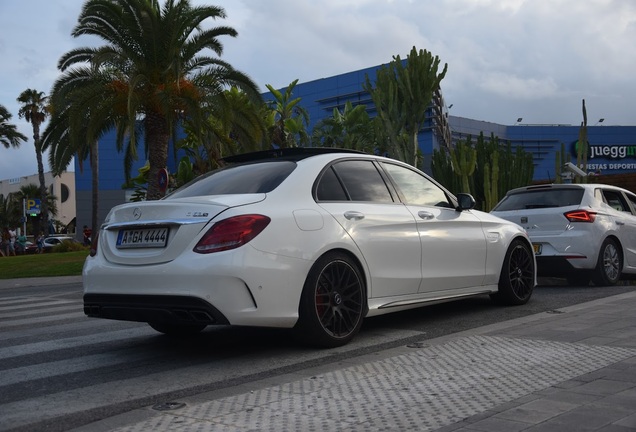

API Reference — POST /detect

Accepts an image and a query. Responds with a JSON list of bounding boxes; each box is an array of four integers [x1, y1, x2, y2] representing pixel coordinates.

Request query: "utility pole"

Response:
[[22, 199, 27, 235]]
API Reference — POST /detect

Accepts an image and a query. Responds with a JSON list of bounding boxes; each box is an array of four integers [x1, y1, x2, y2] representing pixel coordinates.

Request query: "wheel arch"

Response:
[[303, 247, 370, 315], [513, 233, 534, 253], [591, 235, 623, 286], [492, 234, 537, 305], [503, 233, 537, 286], [605, 234, 623, 260], [591, 233, 623, 269]]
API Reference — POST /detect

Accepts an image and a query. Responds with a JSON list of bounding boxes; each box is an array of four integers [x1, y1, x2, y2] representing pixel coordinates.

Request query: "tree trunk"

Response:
[[33, 121, 49, 234], [91, 140, 99, 237], [145, 112, 170, 200]]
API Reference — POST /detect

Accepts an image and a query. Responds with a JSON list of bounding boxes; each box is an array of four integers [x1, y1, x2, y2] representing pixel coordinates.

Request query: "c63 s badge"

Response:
[[186, 211, 209, 217]]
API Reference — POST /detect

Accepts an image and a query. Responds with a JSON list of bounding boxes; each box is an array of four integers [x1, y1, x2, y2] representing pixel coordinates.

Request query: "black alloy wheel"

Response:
[[492, 239, 535, 305], [298, 252, 365, 348]]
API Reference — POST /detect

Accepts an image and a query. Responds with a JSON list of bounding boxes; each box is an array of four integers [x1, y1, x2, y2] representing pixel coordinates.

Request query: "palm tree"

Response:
[[0, 104, 27, 149], [59, 0, 261, 200], [15, 184, 58, 235], [44, 66, 127, 238], [0, 194, 14, 229], [311, 101, 374, 152], [4, 192, 22, 229], [178, 86, 267, 174], [265, 79, 310, 148], [17, 89, 49, 234]]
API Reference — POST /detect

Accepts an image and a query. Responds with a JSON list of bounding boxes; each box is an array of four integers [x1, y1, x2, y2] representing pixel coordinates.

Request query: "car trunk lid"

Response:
[[99, 194, 265, 265]]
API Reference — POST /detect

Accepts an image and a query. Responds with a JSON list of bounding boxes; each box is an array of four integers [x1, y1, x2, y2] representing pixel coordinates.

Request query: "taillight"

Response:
[[564, 210, 596, 223], [194, 214, 271, 254], [89, 231, 99, 257]]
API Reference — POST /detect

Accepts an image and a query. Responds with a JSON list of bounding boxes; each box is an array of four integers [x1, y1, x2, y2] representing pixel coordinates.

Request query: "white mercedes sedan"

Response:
[[83, 148, 536, 347]]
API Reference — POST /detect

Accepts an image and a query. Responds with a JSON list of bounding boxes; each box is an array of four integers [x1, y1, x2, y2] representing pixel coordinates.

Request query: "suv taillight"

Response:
[[194, 214, 271, 254], [564, 210, 596, 222]]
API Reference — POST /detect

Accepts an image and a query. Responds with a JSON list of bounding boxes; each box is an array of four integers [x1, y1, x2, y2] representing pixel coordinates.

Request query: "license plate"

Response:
[[533, 243, 542, 255], [116, 227, 169, 249]]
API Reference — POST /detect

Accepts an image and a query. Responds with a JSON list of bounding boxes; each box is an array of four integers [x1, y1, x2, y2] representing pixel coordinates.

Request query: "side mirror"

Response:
[[456, 193, 476, 211]]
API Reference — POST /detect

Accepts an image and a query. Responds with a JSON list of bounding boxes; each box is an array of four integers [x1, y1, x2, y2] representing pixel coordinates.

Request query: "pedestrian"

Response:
[[3, 227, 15, 257], [83, 225, 92, 246], [7, 227, 17, 256], [16, 231, 28, 254], [36, 231, 45, 254]]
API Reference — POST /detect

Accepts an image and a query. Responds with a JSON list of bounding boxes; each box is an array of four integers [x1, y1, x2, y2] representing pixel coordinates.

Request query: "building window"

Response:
[[61, 184, 70, 203]]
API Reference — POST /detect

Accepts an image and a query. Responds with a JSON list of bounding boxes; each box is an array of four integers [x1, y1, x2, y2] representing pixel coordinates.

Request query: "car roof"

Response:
[[221, 147, 366, 164], [506, 183, 631, 195]]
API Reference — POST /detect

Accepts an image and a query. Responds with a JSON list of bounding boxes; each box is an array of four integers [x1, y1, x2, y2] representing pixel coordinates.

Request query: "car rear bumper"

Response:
[[536, 256, 592, 276], [82, 245, 312, 328], [84, 293, 230, 325]]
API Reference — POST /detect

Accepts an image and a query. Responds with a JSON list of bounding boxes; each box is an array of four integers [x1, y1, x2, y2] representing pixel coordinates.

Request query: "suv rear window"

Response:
[[493, 188, 585, 211], [165, 161, 296, 199]]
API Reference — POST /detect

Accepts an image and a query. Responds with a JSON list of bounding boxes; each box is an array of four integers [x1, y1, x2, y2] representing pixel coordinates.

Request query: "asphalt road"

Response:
[[0, 278, 634, 432]]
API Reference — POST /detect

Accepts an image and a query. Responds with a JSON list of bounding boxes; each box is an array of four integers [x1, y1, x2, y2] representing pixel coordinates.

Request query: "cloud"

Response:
[[480, 73, 559, 100], [1, 0, 635, 181]]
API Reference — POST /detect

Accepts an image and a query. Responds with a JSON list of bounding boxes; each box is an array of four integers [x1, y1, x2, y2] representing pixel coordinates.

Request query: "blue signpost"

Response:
[[23, 198, 41, 236], [26, 199, 41, 215]]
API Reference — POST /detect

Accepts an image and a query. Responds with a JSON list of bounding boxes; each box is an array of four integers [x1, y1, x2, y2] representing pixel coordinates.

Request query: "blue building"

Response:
[[272, 64, 636, 180], [75, 63, 636, 231]]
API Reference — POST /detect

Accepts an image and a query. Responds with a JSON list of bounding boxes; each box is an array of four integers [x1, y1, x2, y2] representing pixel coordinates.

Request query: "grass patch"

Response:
[[0, 250, 89, 279]]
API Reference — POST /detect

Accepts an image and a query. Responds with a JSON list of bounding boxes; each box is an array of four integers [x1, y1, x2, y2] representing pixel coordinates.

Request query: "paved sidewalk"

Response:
[[70, 290, 636, 432]]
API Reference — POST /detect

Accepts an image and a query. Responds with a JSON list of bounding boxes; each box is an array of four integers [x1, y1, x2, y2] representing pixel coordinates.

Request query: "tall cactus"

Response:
[[431, 147, 462, 194], [554, 142, 567, 183], [510, 145, 534, 191], [450, 138, 477, 194], [576, 99, 589, 184], [474, 132, 499, 206], [483, 151, 500, 211], [432, 133, 533, 210]]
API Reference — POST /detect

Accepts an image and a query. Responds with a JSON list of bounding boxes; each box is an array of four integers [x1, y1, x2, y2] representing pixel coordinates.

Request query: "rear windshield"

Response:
[[493, 188, 585, 211], [165, 161, 296, 199]]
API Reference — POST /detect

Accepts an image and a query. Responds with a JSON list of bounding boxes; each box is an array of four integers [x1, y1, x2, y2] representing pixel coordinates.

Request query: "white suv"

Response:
[[491, 183, 636, 286]]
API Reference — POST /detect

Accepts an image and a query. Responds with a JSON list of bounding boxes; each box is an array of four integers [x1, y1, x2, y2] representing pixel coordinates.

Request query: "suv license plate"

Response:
[[533, 243, 542, 255], [116, 227, 169, 249]]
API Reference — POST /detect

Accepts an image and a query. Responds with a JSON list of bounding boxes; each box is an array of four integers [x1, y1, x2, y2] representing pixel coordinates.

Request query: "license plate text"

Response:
[[117, 227, 169, 248]]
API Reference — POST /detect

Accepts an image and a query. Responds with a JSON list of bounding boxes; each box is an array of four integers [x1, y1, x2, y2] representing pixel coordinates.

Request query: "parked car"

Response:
[[25, 236, 78, 253], [491, 183, 636, 286], [83, 148, 536, 347], [18, 241, 34, 254]]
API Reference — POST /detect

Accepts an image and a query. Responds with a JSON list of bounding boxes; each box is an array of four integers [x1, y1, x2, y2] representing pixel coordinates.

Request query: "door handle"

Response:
[[418, 211, 434, 220], [344, 211, 365, 221], [616, 221, 625, 226]]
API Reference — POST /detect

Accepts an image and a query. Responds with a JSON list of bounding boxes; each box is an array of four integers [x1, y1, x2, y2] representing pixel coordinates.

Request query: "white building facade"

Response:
[[0, 171, 76, 234]]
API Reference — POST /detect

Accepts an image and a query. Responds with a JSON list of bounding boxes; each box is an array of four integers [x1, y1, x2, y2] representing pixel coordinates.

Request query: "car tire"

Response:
[[592, 238, 621, 286], [491, 239, 535, 305], [296, 252, 366, 348], [148, 322, 207, 336]]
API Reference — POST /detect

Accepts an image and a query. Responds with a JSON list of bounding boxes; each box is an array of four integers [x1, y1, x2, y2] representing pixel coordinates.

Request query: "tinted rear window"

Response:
[[493, 188, 585, 211], [165, 161, 296, 199]]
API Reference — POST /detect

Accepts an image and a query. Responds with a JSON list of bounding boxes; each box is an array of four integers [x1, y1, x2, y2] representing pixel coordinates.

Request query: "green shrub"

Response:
[[52, 240, 88, 253]]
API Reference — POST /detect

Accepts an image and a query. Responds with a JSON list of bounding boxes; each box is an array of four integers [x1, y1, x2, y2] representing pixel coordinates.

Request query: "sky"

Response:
[[1, 0, 635, 181]]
